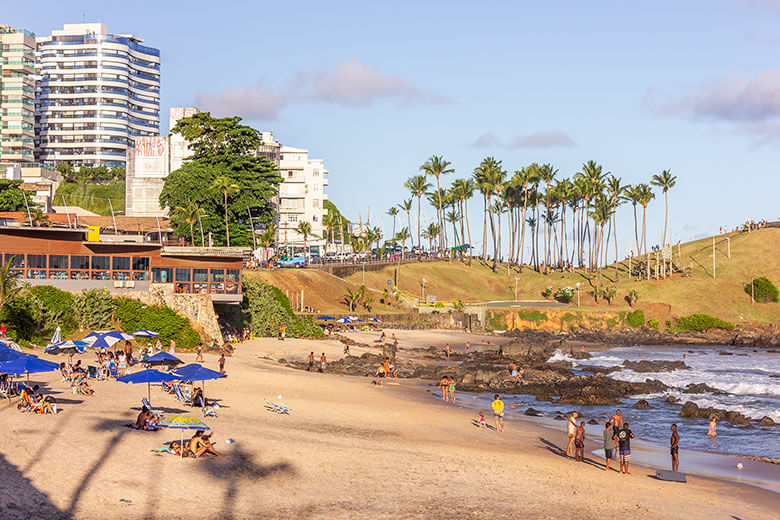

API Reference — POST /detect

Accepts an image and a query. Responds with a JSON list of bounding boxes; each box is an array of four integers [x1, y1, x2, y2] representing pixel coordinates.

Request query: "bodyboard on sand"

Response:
[[656, 470, 686, 482]]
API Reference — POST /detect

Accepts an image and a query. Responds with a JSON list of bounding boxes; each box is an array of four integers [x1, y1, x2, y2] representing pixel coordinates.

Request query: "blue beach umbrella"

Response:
[[174, 364, 225, 383], [117, 368, 179, 402], [0, 338, 23, 351], [316, 316, 335, 321], [159, 415, 210, 458], [45, 340, 89, 356], [336, 317, 350, 323], [147, 351, 183, 368], [131, 329, 159, 337], [0, 348, 34, 362], [0, 356, 60, 383]]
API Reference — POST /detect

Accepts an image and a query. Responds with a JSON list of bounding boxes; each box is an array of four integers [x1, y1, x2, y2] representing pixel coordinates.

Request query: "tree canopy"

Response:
[[0, 179, 32, 212], [160, 113, 281, 247]]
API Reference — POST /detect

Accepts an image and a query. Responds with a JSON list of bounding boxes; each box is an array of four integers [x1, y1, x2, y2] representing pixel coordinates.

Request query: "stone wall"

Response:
[[135, 284, 223, 344]]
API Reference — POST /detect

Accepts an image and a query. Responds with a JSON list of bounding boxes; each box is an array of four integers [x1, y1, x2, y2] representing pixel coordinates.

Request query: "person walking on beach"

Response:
[[575, 421, 586, 462], [320, 353, 327, 373], [670, 424, 680, 472], [218, 353, 226, 374], [448, 376, 456, 403], [169, 339, 176, 355], [492, 394, 504, 432], [439, 376, 449, 400], [616, 423, 635, 475], [603, 421, 614, 471], [566, 412, 578, 457], [195, 344, 204, 363], [610, 409, 623, 430], [278, 323, 286, 341], [307, 352, 315, 372], [343, 339, 350, 356]]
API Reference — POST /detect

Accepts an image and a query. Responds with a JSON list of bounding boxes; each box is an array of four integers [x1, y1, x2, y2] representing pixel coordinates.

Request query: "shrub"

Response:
[[555, 286, 575, 303], [113, 298, 200, 349], [243, 280, 323, 338], [603, 286, 616, 305], [73, 288, 115, 330], [745, 277, 779, 303], [626, 289, 639, 307], [675, 314, 734, 332], [451, 299, 464, 312], [542, 286, 553, 299], [624, 309, 645, 327], [29, 286, 77, 336], [648, 318, 660, 329], [518, 310, 547, 323], [0, 296, 37, 342]]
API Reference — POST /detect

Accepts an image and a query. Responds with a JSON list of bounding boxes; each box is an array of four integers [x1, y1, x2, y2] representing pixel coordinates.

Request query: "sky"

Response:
[[6, 0, 780, 257]]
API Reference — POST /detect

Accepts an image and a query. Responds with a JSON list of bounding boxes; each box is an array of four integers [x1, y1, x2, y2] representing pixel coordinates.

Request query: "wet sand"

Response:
[[0, 333, 778, 519]]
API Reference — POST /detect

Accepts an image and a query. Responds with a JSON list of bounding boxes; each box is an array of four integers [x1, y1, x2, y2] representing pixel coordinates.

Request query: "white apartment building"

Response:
[[35, 23, 160, 168], [277, 145, 328, 251], [0, 26, 36, 163]]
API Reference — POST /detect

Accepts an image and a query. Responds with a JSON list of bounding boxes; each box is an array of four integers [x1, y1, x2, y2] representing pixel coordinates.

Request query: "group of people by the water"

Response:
[[439, 375, 457, 402]]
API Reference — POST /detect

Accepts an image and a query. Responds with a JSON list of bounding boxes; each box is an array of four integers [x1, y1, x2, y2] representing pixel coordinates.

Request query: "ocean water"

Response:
[[470, 345, 780, 459]]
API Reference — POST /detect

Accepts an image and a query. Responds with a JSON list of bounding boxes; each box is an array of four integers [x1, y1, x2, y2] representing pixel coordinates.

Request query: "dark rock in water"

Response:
[[726, 411, 751, 426], [587, 419, 599, 425], [554, 415, 565, 421], [524, 407, 543, 417], [769, 374, 780, 379], [759, 416, 776, 426], [535, 395, 554, 402], [718, 351, 733, 356], [680, 401, 699, 417], [633, 399, 652, 409], [622, 360, 689, 372], [683, 383, 725, 394], [579, 364, 622, 374], [665, 395, 679, 404], [277, 358, 287, 364], [569, 350, 592, 360], [736, 353, 748, 357]]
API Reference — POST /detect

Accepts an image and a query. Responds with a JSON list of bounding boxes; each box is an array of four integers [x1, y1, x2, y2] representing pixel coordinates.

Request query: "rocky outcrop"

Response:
[[622, 360, 689, 372], [678, 401, 753, 426], [759, 416, 775, 426], [682, 383, 725, 394], [524, 408, 543, 416], [665, 395, 679, 404], [633, 399, 651, 409]]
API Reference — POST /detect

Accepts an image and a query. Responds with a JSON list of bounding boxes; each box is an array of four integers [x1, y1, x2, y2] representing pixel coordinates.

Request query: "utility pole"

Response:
[[712, 237, 716, 279], [727, 237, 731, 259]]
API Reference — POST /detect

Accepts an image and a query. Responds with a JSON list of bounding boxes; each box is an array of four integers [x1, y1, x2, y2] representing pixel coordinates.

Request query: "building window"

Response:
[[5, 254, 25, 268], [288, 171, 294, 177], [287, 215, 298, 223], [210, 269, 225, 282], [151, 268, 172, 283], [313, 216, 318, 222], [314, 169, 319, 176], [193, 269, 208, 282], [27, 254, 47, 269], [132, 256, 150, 271], [313, 199, 319, 208], [71, 255, 89, 269], [175, 268, 191, 282], [92, 256, 110, 270], [49, 255, 69, 269], [112, 256, 131, 271]]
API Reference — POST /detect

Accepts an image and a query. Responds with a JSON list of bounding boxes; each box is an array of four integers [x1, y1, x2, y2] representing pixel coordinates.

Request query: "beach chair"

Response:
[[142, 397, 164, 421], [87, 365, 98, 379], [200, 396, 218, 418], [108, 364, 119, 379], [172, 383, 192, 405], [264, 398, 290, 415]]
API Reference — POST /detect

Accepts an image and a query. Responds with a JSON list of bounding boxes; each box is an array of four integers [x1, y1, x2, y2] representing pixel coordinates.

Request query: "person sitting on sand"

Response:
[[77, 374, 93, 396], [444, 343, 451, 359], [439, 376, 449, 400], [24, 385, 55, 414], [465, 341, 471, 356], [192, 387, 205, 407], [575, 421, 586, 462], [566, 412, 578, 457], [378, 332, 386, 343], [136, 406, 158, 430], [195, 432, 221, 457], [510, 363, 518, 378], [492, 394, 505, 432]]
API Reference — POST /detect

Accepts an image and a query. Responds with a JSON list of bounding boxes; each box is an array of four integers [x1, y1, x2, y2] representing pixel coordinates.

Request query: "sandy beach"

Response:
[[1, 331, 778, 520]]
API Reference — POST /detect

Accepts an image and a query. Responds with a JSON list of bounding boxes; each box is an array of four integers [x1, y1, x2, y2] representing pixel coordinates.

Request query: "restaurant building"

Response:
[[0, 214, 247, 304]]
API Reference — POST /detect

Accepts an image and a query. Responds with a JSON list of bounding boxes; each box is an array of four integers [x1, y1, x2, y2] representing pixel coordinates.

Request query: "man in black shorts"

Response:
[[603, 421, 614, 471], [670, 423, 680, 472]]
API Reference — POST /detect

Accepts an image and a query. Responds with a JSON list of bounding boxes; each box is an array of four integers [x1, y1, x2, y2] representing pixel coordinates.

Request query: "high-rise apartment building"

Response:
[[35, 23, 160, 168], [0, 26, 37, 163], [278, 145, 328, 251]]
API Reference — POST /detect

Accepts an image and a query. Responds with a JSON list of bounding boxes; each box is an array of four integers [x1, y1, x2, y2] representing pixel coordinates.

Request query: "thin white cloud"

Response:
[[195, 85, 287, 120], [294, 59, 451, 106], [471, 131, 575, 149]]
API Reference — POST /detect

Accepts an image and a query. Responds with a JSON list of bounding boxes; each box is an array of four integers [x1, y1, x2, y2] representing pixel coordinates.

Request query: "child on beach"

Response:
[[708, 416, 717, 437], [478, 412, 487, 429], [218, 353, 225, 374]]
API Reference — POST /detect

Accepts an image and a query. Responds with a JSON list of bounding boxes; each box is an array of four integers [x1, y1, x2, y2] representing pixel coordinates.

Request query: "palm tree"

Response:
[[516, 165, 539, 268], [387, 206, 399, 241], [636, 184, 655, 279], [395, 227, 411, 261], [171, 200, 206, 245], [420, 155, 454, 250], [405, 175, 431, 250], [259, 224, 276, 248], [452, 178, 476, 265], [651, 169, 677, 247], [446, 209, 460, 246], [606, 176, 625, 279], [626, 184, 641, 258], [210, 176, 240, 247], [30, 207, 50, 228], [538, 164, 558, 272], [0, 256, 22, 316], [398, 198, 413, 250], [423, 223, 440, 253], [296, 221, 314, 259]]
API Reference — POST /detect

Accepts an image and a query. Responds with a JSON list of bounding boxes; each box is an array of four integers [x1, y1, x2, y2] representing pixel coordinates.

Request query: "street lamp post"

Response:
[[576, 282, 580, 307], [514, 277, 520, 300]]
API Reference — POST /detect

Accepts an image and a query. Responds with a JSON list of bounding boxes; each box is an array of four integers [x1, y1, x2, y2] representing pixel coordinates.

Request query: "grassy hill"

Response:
[[54, 181, 125, 216], [254, 227, 780, 324]]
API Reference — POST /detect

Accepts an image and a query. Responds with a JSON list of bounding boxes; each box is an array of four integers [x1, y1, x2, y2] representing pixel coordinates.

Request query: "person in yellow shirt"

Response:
[[492, 394, 504, 432]]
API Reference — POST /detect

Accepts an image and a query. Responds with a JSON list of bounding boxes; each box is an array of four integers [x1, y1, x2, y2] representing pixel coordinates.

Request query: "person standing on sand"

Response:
[[603, 421, 614, 471], [307, 352, 315, 372], [465, 341, 471, 356], [218, 353, 226, 374], [575, 422, 586, 462], [566, 412, 578, 457], [343, 340, 350, 356], [169, 339, 176, 355], [610, 409, 623, 430], [195, 344, 204, 363], [439, 376, 449, 400], [448, 376, 456, 403], [510, 363, 518, 377], [444, 343, 451, 359], [492, 394, 504, 432], [670, 423, 680, 472], [393, 337, 399, 355], [616, 423, 635, 475], [320, 353, 327, 373]]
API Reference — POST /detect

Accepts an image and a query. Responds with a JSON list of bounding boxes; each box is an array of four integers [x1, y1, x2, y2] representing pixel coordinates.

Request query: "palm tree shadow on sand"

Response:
[[0, 452, 69, 519], [197, 445, 295, 519]]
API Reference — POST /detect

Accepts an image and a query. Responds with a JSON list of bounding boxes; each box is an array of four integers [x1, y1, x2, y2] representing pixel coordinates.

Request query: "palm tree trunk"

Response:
[[642, 206, 649, 280], [416, 195, 421, 250], [613, 211, 619, 281], [224, 191, 231, 247], [465, 197, 473, 266], [633, 203, 640, 257], [189, 223, 195, 246], [482, 195, 488, 261], [406, 210, 412, 250], [519, 190, 529, 267], [435, 176, 443, 250], [487, 199, 497, 271], [663, 191, 669, 247]]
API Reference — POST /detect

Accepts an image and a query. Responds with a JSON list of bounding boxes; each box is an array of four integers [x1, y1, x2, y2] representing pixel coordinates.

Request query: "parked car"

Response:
[[275, 255, 307, 268]]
